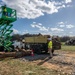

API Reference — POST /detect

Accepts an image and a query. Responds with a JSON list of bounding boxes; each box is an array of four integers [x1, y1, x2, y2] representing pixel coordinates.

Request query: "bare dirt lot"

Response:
[[19, 50, 75, 75]]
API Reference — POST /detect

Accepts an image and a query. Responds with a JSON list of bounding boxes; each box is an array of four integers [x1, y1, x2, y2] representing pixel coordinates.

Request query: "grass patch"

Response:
[[0, 58, 69, 75], [61, 45, 75, 51], [60, 42, 75, 51], [61, 42, 65, 46]]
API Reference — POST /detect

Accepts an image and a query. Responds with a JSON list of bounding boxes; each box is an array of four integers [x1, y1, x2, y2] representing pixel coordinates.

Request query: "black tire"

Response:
[[44, 50, 48, 54], [36, 47, 42, 54], [43, 44, 48, 54], [44, 47, 48, 53]]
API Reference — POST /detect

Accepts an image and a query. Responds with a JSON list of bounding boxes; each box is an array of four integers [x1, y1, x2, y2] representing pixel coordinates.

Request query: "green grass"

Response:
[[0, 58, 69, 75], [61, 42, 65, 46], [61, 45, 75, 51], [61, 42, 75, 51]]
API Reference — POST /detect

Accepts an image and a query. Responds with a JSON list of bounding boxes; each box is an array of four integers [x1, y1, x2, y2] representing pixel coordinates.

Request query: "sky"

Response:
[[0, 0, 75, 36]]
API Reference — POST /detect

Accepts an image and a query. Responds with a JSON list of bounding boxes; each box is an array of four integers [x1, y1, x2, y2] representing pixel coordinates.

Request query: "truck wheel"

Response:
[[36, 48, 42, 54], [44, 50, 48, 53]]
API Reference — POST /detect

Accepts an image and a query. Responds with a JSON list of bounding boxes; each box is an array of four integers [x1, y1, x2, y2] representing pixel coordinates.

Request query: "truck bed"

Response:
[[24, 35, 48, 43]]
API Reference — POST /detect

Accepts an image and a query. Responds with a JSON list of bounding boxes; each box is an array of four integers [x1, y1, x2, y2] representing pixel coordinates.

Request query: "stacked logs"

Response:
[[0, 49, 32, 58]]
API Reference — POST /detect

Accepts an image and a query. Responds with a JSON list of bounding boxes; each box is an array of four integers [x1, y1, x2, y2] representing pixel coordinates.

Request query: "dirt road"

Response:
[[19, 50, 75, 75]]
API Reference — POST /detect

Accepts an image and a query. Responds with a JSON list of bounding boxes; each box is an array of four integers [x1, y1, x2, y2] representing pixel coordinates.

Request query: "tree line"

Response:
[[12, 33, 75, 42]]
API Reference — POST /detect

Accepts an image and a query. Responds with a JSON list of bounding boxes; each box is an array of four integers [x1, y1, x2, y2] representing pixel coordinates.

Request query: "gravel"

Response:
[[18, 50, 75, 75]]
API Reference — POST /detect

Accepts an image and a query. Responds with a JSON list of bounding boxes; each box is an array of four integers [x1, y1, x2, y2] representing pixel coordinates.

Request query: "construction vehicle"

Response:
[[0, 5, 17, 52], [24, 35, 61, 54]]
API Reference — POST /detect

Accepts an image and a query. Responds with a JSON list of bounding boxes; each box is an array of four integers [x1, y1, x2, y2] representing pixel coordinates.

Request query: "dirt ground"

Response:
[[19, 50, 75, 75]]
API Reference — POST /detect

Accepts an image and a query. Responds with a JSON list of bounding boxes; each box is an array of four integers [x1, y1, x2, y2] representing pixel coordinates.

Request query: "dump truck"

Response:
[[24, 35, 61, 54]]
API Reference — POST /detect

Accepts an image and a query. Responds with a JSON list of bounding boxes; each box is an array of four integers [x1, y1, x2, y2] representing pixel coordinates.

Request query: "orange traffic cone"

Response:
[[31, 50, 34, 56]]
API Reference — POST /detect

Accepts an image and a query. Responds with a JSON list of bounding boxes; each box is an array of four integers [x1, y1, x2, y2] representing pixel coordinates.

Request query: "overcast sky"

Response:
[[0, 0, 75, 36]]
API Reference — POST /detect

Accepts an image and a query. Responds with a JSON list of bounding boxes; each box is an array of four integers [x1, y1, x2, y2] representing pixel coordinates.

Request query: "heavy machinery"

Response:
[[0, 5, 32, 58], [24, 35, 61, 54], [0, 5, 17, 51]]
